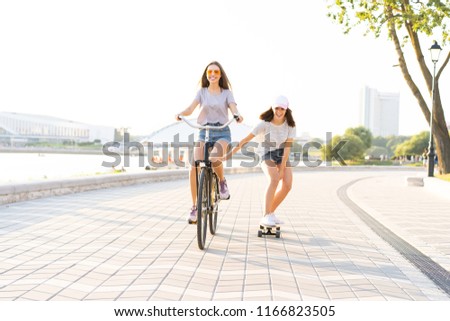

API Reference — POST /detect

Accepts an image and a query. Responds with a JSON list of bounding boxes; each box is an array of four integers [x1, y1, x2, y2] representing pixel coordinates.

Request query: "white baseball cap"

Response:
[[271, 95, 289, 109]]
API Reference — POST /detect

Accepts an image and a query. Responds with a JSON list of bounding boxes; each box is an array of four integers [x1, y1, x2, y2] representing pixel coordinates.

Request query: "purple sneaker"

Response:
[[219, 178, 230, 200], [187, 206, 197, 224]]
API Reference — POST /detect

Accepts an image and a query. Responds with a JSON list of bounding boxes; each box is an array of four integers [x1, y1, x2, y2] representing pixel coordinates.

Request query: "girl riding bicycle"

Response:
[[216, 95, 296, 227], [176, 61, 243, 224]]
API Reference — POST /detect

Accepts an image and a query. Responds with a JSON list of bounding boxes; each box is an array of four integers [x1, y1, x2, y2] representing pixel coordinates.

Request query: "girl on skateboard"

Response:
[[216, 95, 296, 226]]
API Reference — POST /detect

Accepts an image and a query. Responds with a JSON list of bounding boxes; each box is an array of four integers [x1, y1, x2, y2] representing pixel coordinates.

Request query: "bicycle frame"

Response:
[[179, 115, 238, 249]]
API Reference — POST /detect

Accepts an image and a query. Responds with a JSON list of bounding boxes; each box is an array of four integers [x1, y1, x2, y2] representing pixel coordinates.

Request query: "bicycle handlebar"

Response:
[[178, 114, 239, 130]]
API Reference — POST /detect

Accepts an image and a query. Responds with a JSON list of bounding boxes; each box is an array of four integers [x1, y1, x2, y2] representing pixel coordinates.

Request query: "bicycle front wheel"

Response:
[[209, 172, 219, 235], [196, 169, 209, 250]]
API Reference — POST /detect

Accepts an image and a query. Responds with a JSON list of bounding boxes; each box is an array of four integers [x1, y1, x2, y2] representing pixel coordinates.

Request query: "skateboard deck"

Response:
[[258, 224, 281, 238]]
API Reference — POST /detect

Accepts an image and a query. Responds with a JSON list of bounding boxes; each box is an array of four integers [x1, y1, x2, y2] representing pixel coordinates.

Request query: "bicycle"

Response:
[[179, 115, 239, 250]]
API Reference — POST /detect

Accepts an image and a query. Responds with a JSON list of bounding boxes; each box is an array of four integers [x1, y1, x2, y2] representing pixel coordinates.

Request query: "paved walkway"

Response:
[[0, 169, 449, 301]]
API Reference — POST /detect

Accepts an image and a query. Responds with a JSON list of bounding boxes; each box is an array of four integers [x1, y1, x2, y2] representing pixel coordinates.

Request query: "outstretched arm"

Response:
[[212, 132, 255, 162]]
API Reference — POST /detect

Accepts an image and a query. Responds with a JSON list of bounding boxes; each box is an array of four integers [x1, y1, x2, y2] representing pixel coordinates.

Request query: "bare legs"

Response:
[[189, 140, 228, 205], [260, 160, 293, 215]]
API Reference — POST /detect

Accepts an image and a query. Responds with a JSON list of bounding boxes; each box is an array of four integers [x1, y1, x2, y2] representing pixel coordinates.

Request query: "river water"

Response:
[[0, 152, 168, 184], [0, 152, 249, 184]]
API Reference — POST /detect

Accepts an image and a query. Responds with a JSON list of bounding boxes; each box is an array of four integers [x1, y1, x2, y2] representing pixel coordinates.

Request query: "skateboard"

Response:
[[258, 224, 281, 238]]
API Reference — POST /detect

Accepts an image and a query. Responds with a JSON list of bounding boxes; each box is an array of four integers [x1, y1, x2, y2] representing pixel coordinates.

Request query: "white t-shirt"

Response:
[[251, 120, 296, 155], [195, 88, 236, 125]]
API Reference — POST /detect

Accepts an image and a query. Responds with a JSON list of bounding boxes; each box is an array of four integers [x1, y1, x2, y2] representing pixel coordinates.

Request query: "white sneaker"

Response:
[[260, 214, 276, 226], [272, 214, 284, 224]]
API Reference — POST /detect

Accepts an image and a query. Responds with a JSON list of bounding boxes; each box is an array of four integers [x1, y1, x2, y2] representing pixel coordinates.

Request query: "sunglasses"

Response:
[[207, 69, 221, 76]]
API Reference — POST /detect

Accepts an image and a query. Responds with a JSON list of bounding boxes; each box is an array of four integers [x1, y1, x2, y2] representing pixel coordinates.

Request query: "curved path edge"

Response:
[[337, 177, 450, 296]]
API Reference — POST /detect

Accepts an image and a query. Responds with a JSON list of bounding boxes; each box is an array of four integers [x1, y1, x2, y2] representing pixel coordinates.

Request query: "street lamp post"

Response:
[[427, 41, 442, 177]]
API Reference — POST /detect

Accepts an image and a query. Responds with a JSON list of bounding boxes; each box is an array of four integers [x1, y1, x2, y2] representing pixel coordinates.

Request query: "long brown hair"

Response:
[[259, 107, 296, 127], [199, 61, 232, 90]]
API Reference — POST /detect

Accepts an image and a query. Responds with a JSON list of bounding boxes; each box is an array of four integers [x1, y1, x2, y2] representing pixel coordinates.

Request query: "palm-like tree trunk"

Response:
[[386, 7, 450, 174]]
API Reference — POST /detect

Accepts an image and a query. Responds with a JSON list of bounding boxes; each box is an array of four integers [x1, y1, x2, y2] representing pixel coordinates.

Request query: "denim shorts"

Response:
[[198, 122, 231, 145], [261, 148, 285, 165]]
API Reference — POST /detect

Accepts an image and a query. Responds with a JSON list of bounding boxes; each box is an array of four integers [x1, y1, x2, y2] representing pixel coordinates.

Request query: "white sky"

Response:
[[1, 0, 448, 138]]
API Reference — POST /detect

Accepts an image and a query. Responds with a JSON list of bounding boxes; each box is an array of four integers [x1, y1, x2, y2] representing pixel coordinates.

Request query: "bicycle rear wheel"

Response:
[[196, 169, 209, 250], [209, 172, 219, 235]]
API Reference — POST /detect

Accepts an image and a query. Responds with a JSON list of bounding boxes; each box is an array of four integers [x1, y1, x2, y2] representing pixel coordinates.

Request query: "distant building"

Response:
[[0, 111, 114, 146], [360, 86, 400, 137]]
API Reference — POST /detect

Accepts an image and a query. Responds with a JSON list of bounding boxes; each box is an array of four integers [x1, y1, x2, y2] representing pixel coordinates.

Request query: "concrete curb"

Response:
[[406, 177, 425, 186], [0, 165, 424, 205], [0, 170, 188, 205]]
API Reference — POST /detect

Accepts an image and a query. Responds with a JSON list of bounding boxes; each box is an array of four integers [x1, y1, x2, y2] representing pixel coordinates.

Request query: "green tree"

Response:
[[366, 145, 390, 159], [345, 126, 373, 149], [372, 136, 388, 148], [384, 135, 410, 157], [395, 131, 429, 156], [371, 134, 411, 158], [327, 0, 450, 174], [322, 134, 366, 161]]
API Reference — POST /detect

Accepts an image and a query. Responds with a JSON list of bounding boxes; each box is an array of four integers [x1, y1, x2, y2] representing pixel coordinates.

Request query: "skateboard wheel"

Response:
[[258, 230, 263, 237], [275, 231, 281, 238]]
